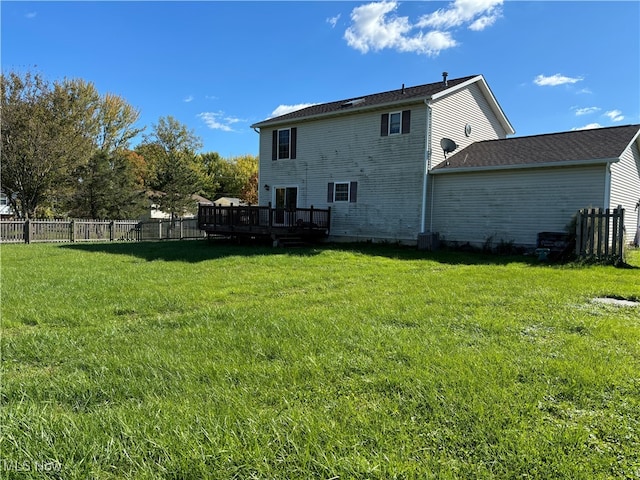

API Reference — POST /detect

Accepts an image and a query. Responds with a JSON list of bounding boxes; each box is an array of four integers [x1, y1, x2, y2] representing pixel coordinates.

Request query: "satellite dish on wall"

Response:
[[440, 138, 458, 158]]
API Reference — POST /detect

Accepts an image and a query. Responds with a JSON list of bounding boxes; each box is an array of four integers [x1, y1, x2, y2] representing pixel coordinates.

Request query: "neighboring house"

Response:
[[0, 190, 14, 218], [142, 192, 212, 220], [250, 74, 640, 248], [213, 197, 246, 207]]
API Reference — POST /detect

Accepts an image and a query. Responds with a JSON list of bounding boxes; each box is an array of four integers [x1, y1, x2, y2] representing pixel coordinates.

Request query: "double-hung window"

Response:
[[327, 181, 358, 203], [334, 182, 350, 202], [380, 110, 411, 136], [272, 127, 297, 160], [389, 112, 402, 135]]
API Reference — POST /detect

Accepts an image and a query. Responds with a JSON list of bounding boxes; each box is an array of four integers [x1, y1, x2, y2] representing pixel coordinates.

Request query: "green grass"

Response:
[[1, 241, 639, 479]]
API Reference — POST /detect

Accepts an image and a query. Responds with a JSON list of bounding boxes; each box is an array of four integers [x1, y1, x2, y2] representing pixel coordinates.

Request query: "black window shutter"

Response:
[[401, 110, 411, 134], [327, 182, 334, 203], [272, 130, 278, 161], [350, 181, 358, 203], [290, 128, 297, 159], [380, 114, 389, 137]]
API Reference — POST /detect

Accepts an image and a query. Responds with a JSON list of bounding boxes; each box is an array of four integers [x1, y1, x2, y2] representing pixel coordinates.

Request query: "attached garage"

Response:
[[427, 125, 640, 249]]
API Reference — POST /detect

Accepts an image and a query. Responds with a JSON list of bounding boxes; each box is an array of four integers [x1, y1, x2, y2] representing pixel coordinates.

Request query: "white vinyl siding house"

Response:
[[429, 80, 510, 169], [609, 141, 640, 244], [259, 103, 428, 242], [254, 75, 514, 244], [252, 74, 640, 248], [428, 165, 608, 248]]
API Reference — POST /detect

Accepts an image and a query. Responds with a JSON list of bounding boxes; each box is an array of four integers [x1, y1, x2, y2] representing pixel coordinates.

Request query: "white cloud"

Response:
[[574, 106, 600, 116], [417, 0, 503, 31], [342, 0, 501, 56], [327, 14, 341, 28], [573, 123, 603, 131], [344, 2, 412, 54], [534, 74, 583, 87], [184, 95, 194, 103], [198, 112, 243, 132], [269, 103, 318, 118], [604, 109, 624, 122], [468, 14, 499, 31]]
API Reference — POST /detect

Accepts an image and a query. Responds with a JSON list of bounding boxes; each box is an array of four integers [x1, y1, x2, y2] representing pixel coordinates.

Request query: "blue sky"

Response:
[[2, 1, 639, 158]]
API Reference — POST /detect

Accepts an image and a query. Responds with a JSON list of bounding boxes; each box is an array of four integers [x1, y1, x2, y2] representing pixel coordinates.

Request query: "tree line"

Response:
[[1, 70, 258, 220]]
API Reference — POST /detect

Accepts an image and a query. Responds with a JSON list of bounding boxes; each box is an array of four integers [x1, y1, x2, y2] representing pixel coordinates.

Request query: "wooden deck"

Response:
[[198, 204, 330, 242]]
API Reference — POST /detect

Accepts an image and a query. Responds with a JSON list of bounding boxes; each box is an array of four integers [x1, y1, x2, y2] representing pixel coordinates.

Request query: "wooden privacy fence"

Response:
[[575, 206, 625, 262], [0, 218, 205, 244]]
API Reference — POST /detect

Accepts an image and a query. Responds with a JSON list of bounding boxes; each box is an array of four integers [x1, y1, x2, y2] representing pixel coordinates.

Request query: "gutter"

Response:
[[428, 157, 620, 175]]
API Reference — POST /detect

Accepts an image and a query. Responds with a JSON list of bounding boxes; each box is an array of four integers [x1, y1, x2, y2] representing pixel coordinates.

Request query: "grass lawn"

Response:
[[1, 241, 639, 479]]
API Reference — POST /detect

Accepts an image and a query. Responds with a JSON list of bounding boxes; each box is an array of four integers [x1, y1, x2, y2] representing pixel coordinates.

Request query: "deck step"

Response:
[[275, 236, 308, 248]]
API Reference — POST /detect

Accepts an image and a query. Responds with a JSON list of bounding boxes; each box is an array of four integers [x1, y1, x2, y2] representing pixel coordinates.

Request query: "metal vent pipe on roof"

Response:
[[442, 72, 448, 86]]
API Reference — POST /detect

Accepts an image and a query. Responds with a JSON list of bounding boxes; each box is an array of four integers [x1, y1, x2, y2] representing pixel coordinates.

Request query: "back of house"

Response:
[[251, 73, 513, 244], [251, 74, 640, 249]]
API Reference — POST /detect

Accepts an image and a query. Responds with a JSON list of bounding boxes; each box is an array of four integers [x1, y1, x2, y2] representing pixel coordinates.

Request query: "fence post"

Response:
[[109, 221, 115, 241], [180, 218, 184, 240], [24, 219, 31, 244], [617, 206, 624, 260], [575, 209, 582, 256], [604, 209, 611, 257]]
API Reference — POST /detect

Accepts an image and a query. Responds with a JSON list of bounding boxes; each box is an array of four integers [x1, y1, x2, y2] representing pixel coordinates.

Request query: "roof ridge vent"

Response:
[[341, 97, 366, 108]]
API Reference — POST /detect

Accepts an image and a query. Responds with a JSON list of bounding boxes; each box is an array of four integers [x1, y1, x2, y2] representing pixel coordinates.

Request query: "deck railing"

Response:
[[198, 203, 330, 233]]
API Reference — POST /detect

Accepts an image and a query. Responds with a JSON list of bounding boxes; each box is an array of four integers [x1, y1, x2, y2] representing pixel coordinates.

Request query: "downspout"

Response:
[[420, 100, 433, 233], [604, 163, 612, 209]]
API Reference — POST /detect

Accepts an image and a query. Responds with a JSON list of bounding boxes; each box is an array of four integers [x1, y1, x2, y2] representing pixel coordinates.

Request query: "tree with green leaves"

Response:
[[68, 151, 147, 219], [66, 93, 146, 219], [197, 152, 258, 203], [95, 93, 144, 153], [234, 155, 258, 204], [1, 71, 99, 218], [139, 116, 204, 220], [1, 70, 145, 219]]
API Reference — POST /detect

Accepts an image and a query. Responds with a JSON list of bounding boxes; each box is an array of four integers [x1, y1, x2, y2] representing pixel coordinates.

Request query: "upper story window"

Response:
[[278, 129, 290, 158], [272, 127, 297, 160], [380, 110, 411, 136], [389, 112, 402, 135], [0, 193, 8, 206]]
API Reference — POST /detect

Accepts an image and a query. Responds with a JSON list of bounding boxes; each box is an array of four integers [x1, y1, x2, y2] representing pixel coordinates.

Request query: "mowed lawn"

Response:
[[1, 241, 639, 479]]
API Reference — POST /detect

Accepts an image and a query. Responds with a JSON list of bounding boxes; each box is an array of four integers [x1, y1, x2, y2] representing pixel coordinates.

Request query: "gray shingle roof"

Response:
[[251, 75, 479, 128], [432, 124, 640, 172]]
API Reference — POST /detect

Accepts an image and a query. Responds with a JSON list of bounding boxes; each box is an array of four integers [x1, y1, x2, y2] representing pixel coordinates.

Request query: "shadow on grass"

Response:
[[60, 238, 324, 263], [60, 238, 550, 266]]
